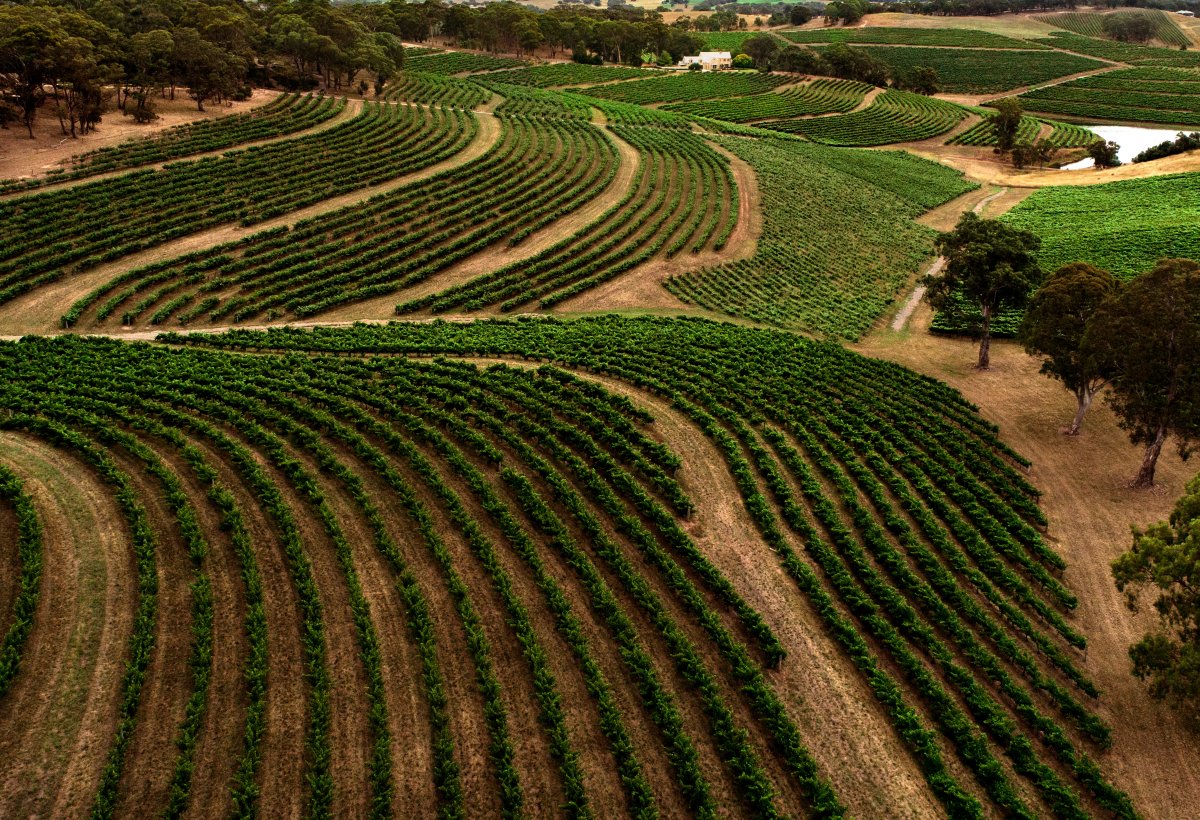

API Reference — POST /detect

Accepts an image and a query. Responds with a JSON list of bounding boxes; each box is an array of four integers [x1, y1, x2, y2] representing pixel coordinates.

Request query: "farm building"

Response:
[[679, 51, 733, 71]]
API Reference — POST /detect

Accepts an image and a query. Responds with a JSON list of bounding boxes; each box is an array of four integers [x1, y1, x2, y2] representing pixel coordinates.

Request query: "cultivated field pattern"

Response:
[[0, 318, 1135, 818], [4, 15, 1200, 819]]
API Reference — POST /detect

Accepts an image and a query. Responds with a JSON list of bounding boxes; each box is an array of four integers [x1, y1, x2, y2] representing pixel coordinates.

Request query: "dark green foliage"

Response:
[[0, 465, 42, 699], [1082, 258, 1200, 487], [1113, 473, 1200, 714], [160, 315, 1132, 818], [925, 213, 1043, 369], [1019, 263, 1119, 435]]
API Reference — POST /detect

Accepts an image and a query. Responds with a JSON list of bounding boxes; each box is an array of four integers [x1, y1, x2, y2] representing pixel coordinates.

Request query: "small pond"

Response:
[[1059, 124, 1193, 170]]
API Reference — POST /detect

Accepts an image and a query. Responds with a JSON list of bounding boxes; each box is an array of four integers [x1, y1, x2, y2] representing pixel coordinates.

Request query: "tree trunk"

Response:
[[1132, 425, 1168, 488], [1067, 387, 1095, 435], [976, 303, 992, 370]]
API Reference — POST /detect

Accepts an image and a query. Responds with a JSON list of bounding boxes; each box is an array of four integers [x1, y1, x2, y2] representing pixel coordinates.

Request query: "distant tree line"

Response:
[[1135, 132, 1200, 163], [0, 0, 716, 139], [739, 35, 941, 92]]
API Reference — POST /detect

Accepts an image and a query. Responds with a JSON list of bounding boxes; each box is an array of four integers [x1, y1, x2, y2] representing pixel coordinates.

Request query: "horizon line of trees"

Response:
[[0, 0, 718, 139]]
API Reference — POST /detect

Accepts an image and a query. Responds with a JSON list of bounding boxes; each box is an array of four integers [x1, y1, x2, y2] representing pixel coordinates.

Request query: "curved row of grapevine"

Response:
[[662, 79, 871, 124], [0, 463, 42, 699], [0, 326, 855, 817], [948, 115, 1097, 148], [0, 94, 344, 195], [2, 103, 477, 311], [479, 81, 596, 119], [399, 123, 736, 314], [1039, 31, 1200, 66], [385, 73, 492, 109], [575, 95, 691, 129], [762, 89, 967, 146], [582, 72, 790, 105], [64, 111, 618, 327], [162, 316, 1135, 818], [1018, 66, 1200, 127], [405, 51, 529, 75]]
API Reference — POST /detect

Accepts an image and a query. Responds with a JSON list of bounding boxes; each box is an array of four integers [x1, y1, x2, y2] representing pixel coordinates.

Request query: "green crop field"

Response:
[[1039, 31, 1200, 66], [948, 115, 1097, 148], [695, 31, 759, 53], [386, 71, 492, 108], [810, 44, 1105, 93], [0, 315, 1134, 817], [0, 104, 478, 310], [665, 136, 976, 337], [1018, 66, 1200, 127], [404, 51, 530, 75], [1004, 173, 1200, 279], [662, 79, 871, 122], [482, 63, 660, 87], [0, 94, 345, 195], [782, 26, 1046, 49], [61, 109, 618, 326], [0, 17, 1192, 816], [581, 71, 790, 104], [401, 126, 738, 313], [761, 89, 968, 146]]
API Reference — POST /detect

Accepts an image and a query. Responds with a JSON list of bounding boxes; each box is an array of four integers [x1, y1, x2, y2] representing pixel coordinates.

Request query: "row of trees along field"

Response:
[[737, 34, 940, 93], [926, 214, 1200, 490], [0, 0, 712, 139]]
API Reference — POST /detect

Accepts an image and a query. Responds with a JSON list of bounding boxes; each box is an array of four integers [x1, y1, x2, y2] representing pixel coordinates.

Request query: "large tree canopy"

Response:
[[1113, 473, 1200, 718], [1082, 258, 1200, 488], [1020, 262, 1119, 435], [925, 212, 1043, 370]]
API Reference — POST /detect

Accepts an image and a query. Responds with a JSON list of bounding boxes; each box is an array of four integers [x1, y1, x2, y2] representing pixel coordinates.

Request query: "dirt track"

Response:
[[0, 434, 134, 819]]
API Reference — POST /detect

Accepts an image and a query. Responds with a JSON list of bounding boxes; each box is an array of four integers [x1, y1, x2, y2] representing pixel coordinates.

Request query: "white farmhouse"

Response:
[[678, 51, 732, 71]]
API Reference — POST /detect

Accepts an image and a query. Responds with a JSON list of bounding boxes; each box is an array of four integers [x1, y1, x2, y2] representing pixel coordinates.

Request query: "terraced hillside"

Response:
[[0, 318, 1135, 818], [947, 116, 1096, 149], [1037, 31, 1200, 66], [807, 46, 1104, 94]]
